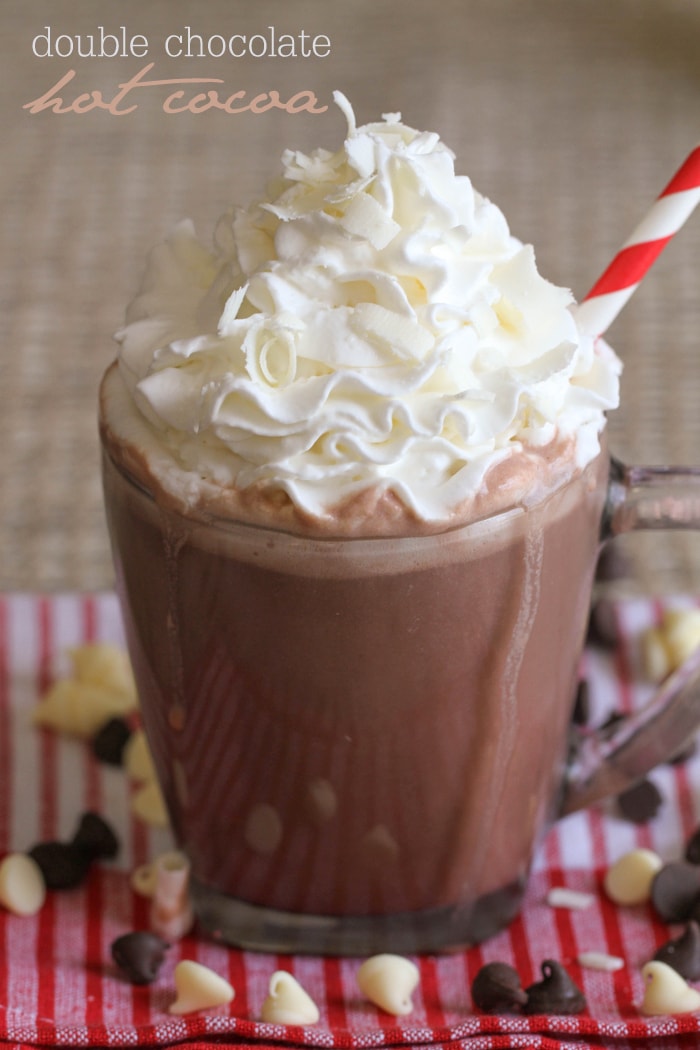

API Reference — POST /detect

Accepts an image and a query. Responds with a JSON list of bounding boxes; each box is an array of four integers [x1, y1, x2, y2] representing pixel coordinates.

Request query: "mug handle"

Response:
[[561, 455, 700, 816]]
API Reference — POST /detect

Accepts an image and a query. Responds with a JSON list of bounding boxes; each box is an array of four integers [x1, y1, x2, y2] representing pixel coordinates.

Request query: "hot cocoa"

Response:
[[99, 94, 619, 951]]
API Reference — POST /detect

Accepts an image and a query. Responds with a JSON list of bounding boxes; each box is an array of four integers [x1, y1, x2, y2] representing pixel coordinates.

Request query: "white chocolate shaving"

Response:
[[641, 960, 700, 1016], [577, 951, 625, 972], [0, 853, 46, 916], [169, 959, 235, 1014], [546, 887, 595, 910], [259, 971, 320, 1025], [339, 192, 401, 249], [150, 851, 193, 941], [350, 302, 433, 361], [603, 848, 663, 906], [356, 954, 419, 1016]]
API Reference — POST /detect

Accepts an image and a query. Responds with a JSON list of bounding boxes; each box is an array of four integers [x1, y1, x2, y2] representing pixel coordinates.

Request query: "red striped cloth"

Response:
[[2, 592, 700, 1050]]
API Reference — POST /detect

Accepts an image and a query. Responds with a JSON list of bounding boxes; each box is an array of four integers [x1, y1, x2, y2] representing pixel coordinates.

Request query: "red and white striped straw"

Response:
[[574, 144, 700, 338]]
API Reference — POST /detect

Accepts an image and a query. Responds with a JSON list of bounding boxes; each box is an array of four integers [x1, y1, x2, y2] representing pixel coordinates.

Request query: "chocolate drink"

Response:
[[100, 95, 621, 950], [101, 430, 607, 951]]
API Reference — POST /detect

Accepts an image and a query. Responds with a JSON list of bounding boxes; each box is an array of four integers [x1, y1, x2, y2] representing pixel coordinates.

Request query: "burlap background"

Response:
[[1, 0, 699, 591]]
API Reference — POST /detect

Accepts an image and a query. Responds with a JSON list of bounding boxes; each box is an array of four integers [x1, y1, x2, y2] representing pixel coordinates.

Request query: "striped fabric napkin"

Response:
[[2, 592, 700, 1050]]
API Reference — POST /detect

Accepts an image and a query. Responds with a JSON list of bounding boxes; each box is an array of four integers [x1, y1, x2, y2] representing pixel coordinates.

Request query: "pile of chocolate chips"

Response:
[[581, 542, 698, 823], [472, 960, 586, 1015], [647, 827, 700, 980], [29, 811, 119, 889], [92, 716, 133, 766]]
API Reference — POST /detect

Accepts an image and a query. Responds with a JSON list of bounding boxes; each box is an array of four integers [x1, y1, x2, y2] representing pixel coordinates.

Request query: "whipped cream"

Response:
[[113, 92, 620, 529]]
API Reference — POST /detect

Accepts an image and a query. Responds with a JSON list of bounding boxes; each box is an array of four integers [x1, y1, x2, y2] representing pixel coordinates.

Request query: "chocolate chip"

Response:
[[71, 812, 120, 861], [28, 841, 92, 889], [92, 717, 132, 766], [572, 680, 590, 726], [111, 931, 169, 984], [471, 962, 527, 1013], [616, 778, 663, 824], [587, 598, 620, 649], [651, 862, 700, 922], [654, 921, 700, 981], [524, 960, 586, 1015], [686, 826, 700, 865]]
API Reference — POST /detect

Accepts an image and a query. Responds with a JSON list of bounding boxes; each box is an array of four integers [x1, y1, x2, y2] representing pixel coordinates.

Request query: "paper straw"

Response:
[[575, 144, 700, 337]]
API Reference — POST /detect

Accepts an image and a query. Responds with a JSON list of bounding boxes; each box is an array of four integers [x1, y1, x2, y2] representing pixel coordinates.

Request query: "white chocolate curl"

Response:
[[259, 971, 320, 1025], [149, 850, 194, 941], [356, 954, 419, 1016], [169, 960, 235, 1014], [113, 92, 620, 528]]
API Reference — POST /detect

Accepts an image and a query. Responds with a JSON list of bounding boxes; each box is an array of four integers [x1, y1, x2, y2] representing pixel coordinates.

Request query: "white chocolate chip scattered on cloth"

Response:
[[356, 954, 419, 1016], [641, 961, 700, 1016], [131, 780, 169, 828], [0, 853, 46, 916], [169, 960, 235, 1015], [642, 608, 700, 682], [546, 887, 595, 910], [32, 642, 138, 736], [260, 971, 320, 1025], [603, 849, 663, 906]]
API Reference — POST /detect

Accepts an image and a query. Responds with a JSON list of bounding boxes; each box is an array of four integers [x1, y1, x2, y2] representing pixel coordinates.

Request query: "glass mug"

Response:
[[100, 402, 700, 955]]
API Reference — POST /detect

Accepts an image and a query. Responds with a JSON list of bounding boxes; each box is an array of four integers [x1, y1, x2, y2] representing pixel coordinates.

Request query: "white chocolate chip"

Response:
[[31, 643, 138, 737], [641, 609, 700, 683], [641, 960, 700, 1016], [546, 887, 595, 910], [0, 853, 46, 916], [356, 954, 419, 1016], [69, 642, 137, 698], [123, 729, 157, 783], [131, 780, 169, 827], [663, 609, 700, 667], [32, 679, 136, 738], [577, 951, 625, 973], [641, 627, 671, 683], [244, 803, 283, 855], [169, 959, 235, 1015], [259, 971, 320, 1025], [603, 848, 663, 906]]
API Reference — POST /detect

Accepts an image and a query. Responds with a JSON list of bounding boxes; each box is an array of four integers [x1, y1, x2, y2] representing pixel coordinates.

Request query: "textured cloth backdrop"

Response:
[[1, 0, 700, 591], [3, 593, 700, 1049]]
